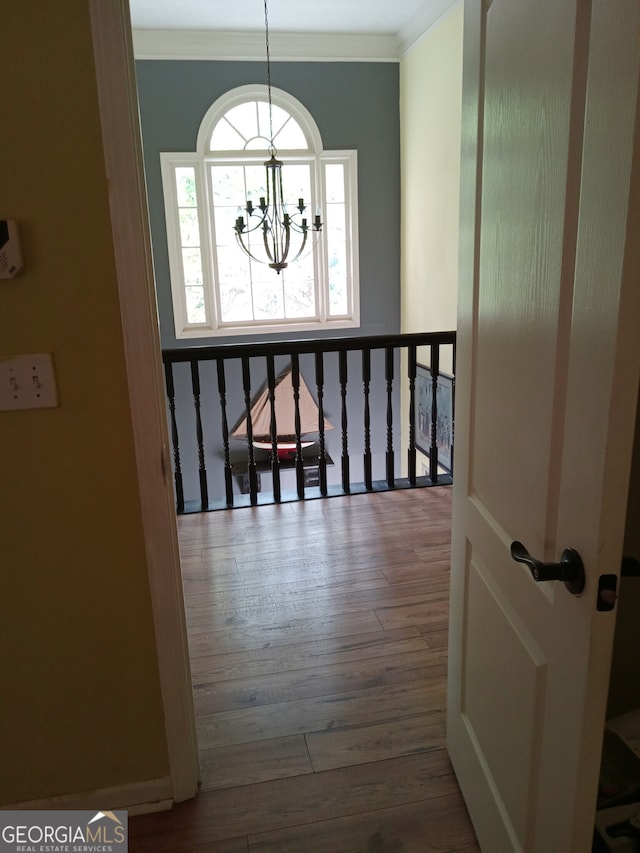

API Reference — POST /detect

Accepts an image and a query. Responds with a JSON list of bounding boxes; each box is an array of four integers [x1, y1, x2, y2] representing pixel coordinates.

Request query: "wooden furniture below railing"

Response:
[[230, 447, 335, 494]]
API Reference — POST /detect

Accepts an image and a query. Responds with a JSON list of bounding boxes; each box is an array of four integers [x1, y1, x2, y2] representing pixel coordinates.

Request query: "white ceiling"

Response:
[[128, 0, 453, 37]]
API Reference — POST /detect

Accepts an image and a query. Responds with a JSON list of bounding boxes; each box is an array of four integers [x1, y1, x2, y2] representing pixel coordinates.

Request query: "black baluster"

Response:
[[190, 359, 209, 511], [339, 349, 350, 493], [241, 356, 259, 504], [408, 345, 417, 486], [291, 354, 305, 499], [430, 344, 440, 484], [216, 358, 234, 508], [315, 352, 328, 497], [266, 355, 281, 503], [362, 348, 372, 490], [164, 361, 184, 514], [385, 346, 395, 488]]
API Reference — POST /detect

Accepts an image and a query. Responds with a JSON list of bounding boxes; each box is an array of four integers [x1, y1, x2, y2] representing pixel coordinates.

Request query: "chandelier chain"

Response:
[[264, 0, 274, 148]]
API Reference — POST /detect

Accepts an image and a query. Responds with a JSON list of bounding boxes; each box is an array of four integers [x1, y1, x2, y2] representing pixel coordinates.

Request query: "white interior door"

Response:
[[447, 1, 640, 850]]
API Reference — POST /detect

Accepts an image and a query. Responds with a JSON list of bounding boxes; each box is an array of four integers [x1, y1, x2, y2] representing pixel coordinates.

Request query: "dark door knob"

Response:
[[510, 541, 585, 595]]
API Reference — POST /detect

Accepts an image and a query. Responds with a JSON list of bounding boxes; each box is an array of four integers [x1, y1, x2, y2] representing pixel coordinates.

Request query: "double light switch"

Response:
[[0, 353, 59, 411]]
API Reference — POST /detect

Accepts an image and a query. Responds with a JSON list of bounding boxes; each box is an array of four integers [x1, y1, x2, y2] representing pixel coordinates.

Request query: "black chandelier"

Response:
[[233, 0, 322, 274]]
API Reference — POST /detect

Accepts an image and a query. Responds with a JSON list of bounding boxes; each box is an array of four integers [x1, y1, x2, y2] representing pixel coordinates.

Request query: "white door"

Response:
[[447, 0, 640, 850]]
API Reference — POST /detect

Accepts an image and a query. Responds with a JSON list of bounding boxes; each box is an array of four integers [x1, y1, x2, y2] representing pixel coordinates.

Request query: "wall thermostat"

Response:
[[0, 220, 24, 279]]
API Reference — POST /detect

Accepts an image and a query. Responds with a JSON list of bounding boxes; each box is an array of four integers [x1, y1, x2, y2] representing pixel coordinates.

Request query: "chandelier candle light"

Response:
[[233, 0, 322, 274]]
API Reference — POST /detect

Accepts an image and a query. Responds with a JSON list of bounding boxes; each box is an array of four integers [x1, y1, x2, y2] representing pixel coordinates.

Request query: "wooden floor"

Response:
[[129, 486, 480, 852]]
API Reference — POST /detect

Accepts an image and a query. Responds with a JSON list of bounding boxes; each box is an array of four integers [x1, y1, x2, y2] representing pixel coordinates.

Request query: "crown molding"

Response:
[[132, 29, 401, 62], [398, 0, 461, 56]]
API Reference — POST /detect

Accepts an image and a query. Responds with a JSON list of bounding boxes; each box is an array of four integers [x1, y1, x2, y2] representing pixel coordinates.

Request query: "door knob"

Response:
[[510, 541, 585, 595]]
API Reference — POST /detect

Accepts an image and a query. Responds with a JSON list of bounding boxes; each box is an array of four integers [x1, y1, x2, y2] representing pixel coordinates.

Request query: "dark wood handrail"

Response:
[[162, 331, 456, 512], [162, 331, 456, 363]]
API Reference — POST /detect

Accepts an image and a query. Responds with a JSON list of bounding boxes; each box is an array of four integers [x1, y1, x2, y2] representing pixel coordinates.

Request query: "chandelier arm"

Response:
[[235, 232, 268, 266], [282, 222, 291, 266], [262, 225, 276, 265], [288, 229, 309, 263], [234, 214, 270, 237], [286, 220, 311, 235]]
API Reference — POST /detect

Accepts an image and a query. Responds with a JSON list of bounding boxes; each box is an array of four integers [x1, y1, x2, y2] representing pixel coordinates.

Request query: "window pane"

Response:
[[258, 102, 290, 143], [214, 205, 239, 250], [328, 245, 348, 315], [221, 102, 259, 145], [210, 118, 246, 151], [283, 253, 316, 318], [212, 165, 246, 206], [284, 279, 315, 318], [219, 279, 252, 322], [326, 202, 348, 315], [244, 164, 269, 204], [217, 244, 250, 288], [175, 167, 197, 207], [326, 203, 346, 241], [182, 248, 203, 287], [273, 118, 308, 150], [179, 209, 200, 247], [185, 286, 206, 324], [280, 164, 312, 205], [325, 163, 345, 203], [253, 276, 285, 320]]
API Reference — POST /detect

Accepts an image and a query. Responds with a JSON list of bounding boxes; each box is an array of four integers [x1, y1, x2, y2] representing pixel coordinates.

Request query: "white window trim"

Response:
[[161, 85, 360, 339], [321, 149, 360, 324], [197, 84, 325, 155]]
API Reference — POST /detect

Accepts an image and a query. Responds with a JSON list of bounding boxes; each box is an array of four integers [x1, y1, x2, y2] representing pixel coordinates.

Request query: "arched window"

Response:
[[160, 85, 359, 338]]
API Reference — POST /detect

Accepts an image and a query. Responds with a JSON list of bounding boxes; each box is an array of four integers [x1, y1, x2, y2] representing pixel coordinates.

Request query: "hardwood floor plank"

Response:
[[193, 649, 445, 713], [205, 543, 422, 575], [305, 709, 445, 772], [382, 554, 451, 585], [130, 751, 463, 847], [186, 610, 384, 657], [375, 600, 451, 631], [197, 677, 447, 749], [180, 554, 239, 576], [418, 622, 450, 652], [128, 830, 248, 853], [184, 567, 391, 601], [247, 793, 480, 852], [184, 571, 392, 620], [189, 628, 426, 684], [198, 735, 313, 791], [186, 582, 449, 632]]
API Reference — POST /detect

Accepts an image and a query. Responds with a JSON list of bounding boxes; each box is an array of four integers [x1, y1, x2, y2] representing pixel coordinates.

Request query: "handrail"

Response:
[[162, 331, 456, 512], [162, 331, 456, 363]]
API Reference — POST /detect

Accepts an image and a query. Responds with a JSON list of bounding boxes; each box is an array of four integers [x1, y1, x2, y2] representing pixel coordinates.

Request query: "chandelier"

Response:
[[233, 0, 322, 274]]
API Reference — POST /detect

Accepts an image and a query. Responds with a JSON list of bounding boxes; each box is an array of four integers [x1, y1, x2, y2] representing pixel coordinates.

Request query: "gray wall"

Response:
[[135, 60, 401, 348]]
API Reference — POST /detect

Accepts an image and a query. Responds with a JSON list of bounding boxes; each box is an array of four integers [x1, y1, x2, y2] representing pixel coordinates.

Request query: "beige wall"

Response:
[[0, 1, 169, 803], [400, 3, 463, 346], [399, 4, 463, 470]]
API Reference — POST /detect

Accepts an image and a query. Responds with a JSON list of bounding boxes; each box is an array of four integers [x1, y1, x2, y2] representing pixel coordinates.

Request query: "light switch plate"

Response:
[[0, 353, 59, 411]]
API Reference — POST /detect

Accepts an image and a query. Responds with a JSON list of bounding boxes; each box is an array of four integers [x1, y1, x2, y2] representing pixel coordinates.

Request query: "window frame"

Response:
[[160, 85, 360, 339]]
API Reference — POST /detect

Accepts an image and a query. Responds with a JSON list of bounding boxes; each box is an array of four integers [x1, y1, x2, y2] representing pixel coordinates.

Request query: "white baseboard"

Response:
[[5, 776, 174, 816]]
